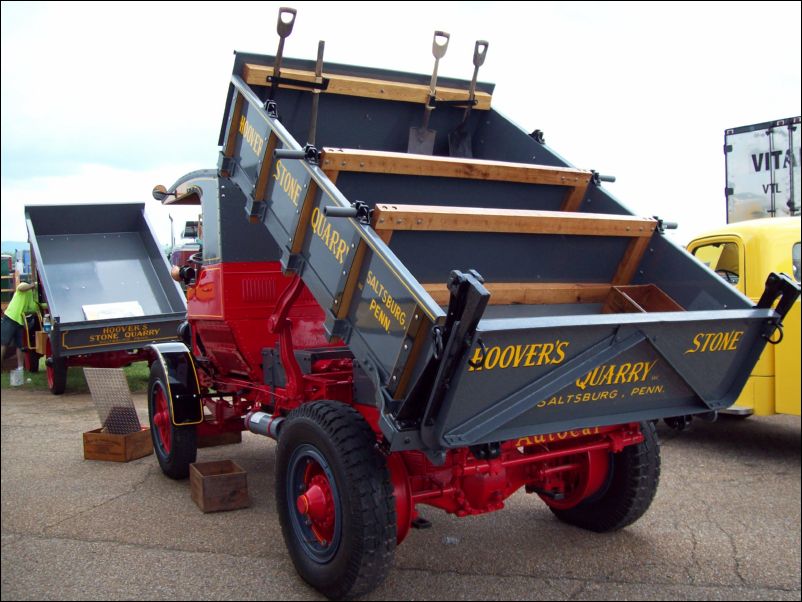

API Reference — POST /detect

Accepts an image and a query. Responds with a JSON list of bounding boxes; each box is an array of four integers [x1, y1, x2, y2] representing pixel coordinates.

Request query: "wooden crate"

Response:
[[35, 331, 48, 355], [190, 460, 250, 513], [83, 427, 153, 462], [198, 430, 243, 448]]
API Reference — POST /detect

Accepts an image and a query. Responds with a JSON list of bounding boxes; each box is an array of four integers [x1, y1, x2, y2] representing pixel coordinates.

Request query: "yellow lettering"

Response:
[[684, 330, 744, 354], [369, 298, 391, 333], [309, 207, 351, 265], [468, 346, 484, 372], [484, 346, 501, 370], [538, 343, 554, 365], [524, 344, 541, 367], [467, 340, 570, 371], [499, 346, 516, 369]]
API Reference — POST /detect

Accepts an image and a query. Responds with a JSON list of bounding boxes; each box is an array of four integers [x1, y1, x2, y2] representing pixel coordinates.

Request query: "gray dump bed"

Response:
[[26, 203, 186, 357], [174, 52, 797, 459]]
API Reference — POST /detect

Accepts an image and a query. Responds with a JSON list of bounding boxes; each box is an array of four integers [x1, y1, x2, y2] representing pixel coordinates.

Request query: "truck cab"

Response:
[[688, 217, 801, 416]]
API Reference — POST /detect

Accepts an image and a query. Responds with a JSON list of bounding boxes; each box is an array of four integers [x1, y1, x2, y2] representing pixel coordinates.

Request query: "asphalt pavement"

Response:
[[1, 387, 799, 600]]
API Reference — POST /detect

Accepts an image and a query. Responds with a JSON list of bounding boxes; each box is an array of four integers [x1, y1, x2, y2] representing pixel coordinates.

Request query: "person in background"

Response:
[[14, 257, 24, 278], [1, 282, 46, 371]]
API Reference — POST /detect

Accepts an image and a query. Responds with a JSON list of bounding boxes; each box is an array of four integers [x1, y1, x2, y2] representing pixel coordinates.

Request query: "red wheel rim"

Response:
[[46, 341, 54, 389], [297, 459, 336, 545], [541, 450, 610, 510], [152, 383, 172, 454]]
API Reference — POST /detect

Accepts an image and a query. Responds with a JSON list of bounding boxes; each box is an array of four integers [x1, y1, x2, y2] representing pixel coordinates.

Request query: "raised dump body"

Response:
[[212, 52, 796, 457], [148, 29, 799, 599], [25, 203, 186, 393]]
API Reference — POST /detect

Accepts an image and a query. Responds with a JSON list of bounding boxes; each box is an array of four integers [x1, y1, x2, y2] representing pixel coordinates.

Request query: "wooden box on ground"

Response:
[[198, 418, 243, 448], [83, 427, 153, 462], [190, 460, 250, 513]]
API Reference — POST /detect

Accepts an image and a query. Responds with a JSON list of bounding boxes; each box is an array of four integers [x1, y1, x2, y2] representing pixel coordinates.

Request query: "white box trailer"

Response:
[[725, 116, 801, 223]]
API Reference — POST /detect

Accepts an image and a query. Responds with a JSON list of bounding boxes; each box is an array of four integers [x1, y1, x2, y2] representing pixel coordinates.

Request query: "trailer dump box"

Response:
[[26, 203, 186, 358], [207, 52, 798, 458]]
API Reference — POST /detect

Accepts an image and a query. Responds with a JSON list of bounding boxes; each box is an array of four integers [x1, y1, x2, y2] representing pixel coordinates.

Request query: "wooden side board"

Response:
[[243, 64, 493, 110], [372, 204, 656, 238], [321, 148, 591, 188], [423, 282, 612, 306]]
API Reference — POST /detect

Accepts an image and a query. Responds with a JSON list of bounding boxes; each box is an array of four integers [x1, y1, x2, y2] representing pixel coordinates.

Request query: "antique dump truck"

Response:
[[24, 203, 186, 393], [148, 11, 799, 599]]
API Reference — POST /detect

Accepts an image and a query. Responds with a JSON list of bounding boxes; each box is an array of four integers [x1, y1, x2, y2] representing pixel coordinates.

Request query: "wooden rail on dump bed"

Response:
[[372, 204, 657, 304], [243, 65, 494, 110], [320, 148, 593, 213]]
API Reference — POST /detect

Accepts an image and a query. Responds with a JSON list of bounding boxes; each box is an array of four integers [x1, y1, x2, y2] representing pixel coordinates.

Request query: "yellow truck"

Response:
[[688, 216, 801, 417]]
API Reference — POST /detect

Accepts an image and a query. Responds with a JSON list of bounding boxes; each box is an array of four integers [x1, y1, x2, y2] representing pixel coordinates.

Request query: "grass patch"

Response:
[[1, 359, 151, 394]]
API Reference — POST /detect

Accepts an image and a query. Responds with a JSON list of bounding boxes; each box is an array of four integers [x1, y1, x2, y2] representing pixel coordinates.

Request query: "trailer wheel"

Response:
[[24, 350, 41, 373], [548, 421, 660, 532], [148, 361, 196, 479], [46, 355, 67, 395], [276, 401, 396, 599]]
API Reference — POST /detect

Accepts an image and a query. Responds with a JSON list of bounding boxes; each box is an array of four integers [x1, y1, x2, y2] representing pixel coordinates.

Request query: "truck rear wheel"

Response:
[[547, 421, 660, 532], [148, 361, 196, 479], [276, 401, 396, 599]]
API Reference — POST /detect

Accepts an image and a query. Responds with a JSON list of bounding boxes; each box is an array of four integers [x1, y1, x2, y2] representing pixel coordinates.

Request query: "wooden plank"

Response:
[[601, 287, 645, 314], [321, 148, 592, 187], [290, 180, 319, 254], [223, 91, 245, 159], [560, 183, 588, 212], [423, 282, 612, 306], [373, 204, 656, 238], [336, 240, 368, 319], [391, 313, 430, 399], [253, 132, 279, 203], [243, 64, 493, 110], [612, 236, 652, 285], [602, 285, 684, 314], [323, 169, 339, 186]]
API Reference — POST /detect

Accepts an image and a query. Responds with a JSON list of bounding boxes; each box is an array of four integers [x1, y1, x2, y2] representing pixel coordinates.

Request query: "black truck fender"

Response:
[[149, 342, 204, 425]]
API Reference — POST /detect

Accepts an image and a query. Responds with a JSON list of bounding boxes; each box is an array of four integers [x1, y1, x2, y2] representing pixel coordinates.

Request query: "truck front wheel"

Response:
[[547, 421, 661, 532], [148, 361, 197, 479], [276, 401, 396, 599]]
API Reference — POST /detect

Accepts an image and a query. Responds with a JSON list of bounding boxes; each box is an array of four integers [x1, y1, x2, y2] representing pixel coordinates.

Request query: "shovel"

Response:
[[307, 40, 325, 145], [448, 40, 488, 158], [269, 7, 297, 100], [407, 31, 450, 155]]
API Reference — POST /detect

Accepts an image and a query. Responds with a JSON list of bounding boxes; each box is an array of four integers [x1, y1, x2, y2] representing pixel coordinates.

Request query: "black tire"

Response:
[[148, 361, 197, 479], [24, 350, 41, 373], [550, 421, 661, 532], [47, 355, 67, 395], [276, 401, 396, 600]]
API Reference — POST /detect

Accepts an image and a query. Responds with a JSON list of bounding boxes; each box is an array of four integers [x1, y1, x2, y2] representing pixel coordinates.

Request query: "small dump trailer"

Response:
[[149, 11, 799, 599], [24, 203, 186, 393]]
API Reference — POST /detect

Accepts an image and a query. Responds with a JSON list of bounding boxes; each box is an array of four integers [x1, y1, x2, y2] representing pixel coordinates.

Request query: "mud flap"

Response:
[[149, 342, 203, 425]]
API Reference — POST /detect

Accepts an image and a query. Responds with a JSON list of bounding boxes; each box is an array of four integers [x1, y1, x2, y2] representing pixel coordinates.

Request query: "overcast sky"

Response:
[[2, 1, 800, 247]]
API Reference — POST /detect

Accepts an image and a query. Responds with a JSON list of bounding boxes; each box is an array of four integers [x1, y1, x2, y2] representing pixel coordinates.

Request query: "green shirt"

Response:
[[4, 289, 43, 326]]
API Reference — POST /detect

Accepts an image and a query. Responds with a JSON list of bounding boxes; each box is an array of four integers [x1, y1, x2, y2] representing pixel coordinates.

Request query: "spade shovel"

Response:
[[407, 31, 450, 155], [269, 7, 297, 100], [448, 40, 488, 158]]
